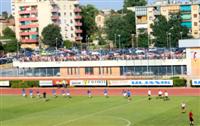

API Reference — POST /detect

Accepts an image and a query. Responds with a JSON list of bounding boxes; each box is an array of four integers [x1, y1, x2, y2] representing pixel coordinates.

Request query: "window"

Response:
[[106, 67, 109, 74], [70, 12, 72, 16], [99, 67, 101, 75], [110, 67, 112, 75], [194, 14, 197, 18], [194, 22, 198, 26], [85, 67, 94, 75]]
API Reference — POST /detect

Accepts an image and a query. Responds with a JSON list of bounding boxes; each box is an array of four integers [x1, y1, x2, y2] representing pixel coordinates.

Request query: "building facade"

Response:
[[135, 3, 200, 39], [14, 0, 82, 49]]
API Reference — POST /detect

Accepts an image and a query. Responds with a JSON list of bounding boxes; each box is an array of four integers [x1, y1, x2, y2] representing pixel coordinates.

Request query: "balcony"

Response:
[[74, 8, 81, 13], [75, 29, 83, 33], [18, 10, 37, 15], [21, 39, 38, 43], [20, 31, 38, 36], [75, 36, 83, 41], [20, 24, 39, 29], [75, 15, 82, 19], [19, 17, 37, 21], [75, 22, 82, 26]]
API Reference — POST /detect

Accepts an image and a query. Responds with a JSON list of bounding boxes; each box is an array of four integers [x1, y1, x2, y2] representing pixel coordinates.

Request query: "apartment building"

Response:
[[14, 0, 82, 49], [135, 3, 200, 39]]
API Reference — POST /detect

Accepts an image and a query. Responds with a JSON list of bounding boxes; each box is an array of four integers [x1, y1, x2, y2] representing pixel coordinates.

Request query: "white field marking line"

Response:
[[53, 98, 146, 126], [105, 116, 132, 126]]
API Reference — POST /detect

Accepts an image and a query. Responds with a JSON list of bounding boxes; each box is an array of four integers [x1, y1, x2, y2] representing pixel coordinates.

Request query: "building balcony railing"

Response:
[[21, 39, 38, 43], [18, 10, 37, 15], [19, 24, 39, 29], [19, 17, 38, 21], [20, 31, 38, 36], [75, 36, 83, 41], [75, 29, 83, 33], [74, 8, 81, 13], [75, 22, 82, 26], [75, 15, 82, 19]]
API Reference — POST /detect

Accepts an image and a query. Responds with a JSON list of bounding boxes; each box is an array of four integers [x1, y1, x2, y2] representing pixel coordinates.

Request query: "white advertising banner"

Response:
[[70, 80, 106, 86], [192, 79, 200, 85], [0, 81, 9, 86], [39, 80, 53, 86], [108, 80, 131, 86], [130, 80, 173, 86], [84, 80, 107, 86], [70, 80, 84, 86]]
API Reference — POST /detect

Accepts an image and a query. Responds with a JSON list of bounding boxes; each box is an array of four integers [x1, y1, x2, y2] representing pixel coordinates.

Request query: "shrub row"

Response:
[[10, 80, 39, 88], [170, 77, 187, 87]]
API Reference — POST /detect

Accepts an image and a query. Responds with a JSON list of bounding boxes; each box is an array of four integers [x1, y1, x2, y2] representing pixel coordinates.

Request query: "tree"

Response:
[[151, 15, 169, 47], [2, 27, 15, 38], [151, 14, 190, 47], [81, 5, 98, 42], [41, 24, 63, 47], [167, 13, 190, 47], [3, 39, 18, 52], [138, 31, 148, 48], [105, 11, 135, 48], [2, 11, 8, 19], [123, 0, 146, 10]]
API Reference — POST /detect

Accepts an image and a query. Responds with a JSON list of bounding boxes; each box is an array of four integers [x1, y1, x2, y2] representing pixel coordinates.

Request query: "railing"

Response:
[[19, 24, 39, 29], [18, 10, 37, 14], [20, 31, 38, 36], [21, 39, 38, 43], [19, 17, 37, 21]]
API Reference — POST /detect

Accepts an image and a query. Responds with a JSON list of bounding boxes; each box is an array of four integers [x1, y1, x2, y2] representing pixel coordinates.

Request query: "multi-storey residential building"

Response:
[[14, 0, 82, 49], [135, 3, 200, 39], [11, 0, 15, 16]]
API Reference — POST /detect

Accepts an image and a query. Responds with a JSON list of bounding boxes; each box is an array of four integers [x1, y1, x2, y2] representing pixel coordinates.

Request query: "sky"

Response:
[[0, 0, 124, 14]]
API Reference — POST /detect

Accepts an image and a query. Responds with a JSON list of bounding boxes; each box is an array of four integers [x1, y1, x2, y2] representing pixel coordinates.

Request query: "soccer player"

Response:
[[52, 89, 57, 98], [122, 89, 127, 98], [87, 89, 92, 98], [104, 89, 109, 98], [36, 90, 40, 98], [127, 90, 131, 102], [66, 89, 71, 98], [189, 111, 194, 126], [158, 90, 163, 99], [43, 91, 47, 101], [61, 89, 65, 97], [181, 102, 186, 113], [148, 89, 151, 100], [22, 88, 26, 97], [29, 89, 33, 98], [164, 90, 169, 101]]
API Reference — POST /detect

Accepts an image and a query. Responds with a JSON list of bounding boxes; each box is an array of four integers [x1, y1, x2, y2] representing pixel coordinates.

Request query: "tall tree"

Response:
[[2, 27, 15, 38], [105, 12, 135, 48], [2, 39, 18, 52], [81, 5, 98, 42], [151, 15, 169, 47], [2, 11, 8, 19], [123, 0, 146, 10], [151, 14, 190, 47], [41, 24, 63, 47]]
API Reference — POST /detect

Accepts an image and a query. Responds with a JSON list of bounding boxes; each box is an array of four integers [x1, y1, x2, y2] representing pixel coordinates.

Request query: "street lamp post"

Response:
[[56, 37, 58, 55], [131, 34, 135, 48], [17, 41, 19, 57], [168, 32, 173, 76], [118, 34, 121, 49], [114, 34, 117, 48]]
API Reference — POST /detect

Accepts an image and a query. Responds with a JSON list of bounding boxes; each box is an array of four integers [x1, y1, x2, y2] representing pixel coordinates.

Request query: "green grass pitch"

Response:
[[0, 95, 200, 126]]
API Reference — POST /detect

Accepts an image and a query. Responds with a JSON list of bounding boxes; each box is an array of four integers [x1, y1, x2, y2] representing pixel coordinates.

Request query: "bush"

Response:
[[170, 77, 187, 87], [10, 80, 39, 88]]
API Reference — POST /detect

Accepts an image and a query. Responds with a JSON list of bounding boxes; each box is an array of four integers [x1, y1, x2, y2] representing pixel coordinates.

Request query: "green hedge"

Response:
[[170, 77, 187, 87], [10, 80, 39, 88]]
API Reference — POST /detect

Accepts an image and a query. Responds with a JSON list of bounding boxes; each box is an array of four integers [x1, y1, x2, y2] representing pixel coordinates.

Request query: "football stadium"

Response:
[[0, 38, 200, 126]]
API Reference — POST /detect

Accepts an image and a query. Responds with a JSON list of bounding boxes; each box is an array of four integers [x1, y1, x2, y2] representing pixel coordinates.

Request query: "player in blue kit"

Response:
[[104, 89, 109, 98], [29, 89, 33, 98], [127, 90, 131, 102]]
